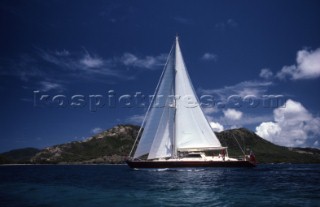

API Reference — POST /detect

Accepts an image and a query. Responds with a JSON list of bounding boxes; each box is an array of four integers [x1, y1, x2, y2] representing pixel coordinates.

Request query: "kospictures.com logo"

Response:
[[33, 90, 286, 112]]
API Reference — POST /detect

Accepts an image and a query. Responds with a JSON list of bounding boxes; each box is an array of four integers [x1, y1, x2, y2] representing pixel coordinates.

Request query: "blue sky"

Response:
[[1, 0, 320, 152]]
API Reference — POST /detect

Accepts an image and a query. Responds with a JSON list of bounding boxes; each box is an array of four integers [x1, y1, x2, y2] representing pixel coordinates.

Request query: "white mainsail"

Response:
[[133, 37, 221, 159], [174, 37, 221, 152]]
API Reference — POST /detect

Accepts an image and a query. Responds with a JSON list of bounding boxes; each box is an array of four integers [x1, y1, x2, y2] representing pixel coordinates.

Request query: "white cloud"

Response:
[[39, 81, 64, 92], [38, 49, 121, 77], [277, 48, 320, 80], [37, 49, 136, 80], [259, 68, 273, 79], [55, 49, 70, 56], [199, 80, 273, 101], [80, 54, 104, 68], [210, 122, 224, 132], [223, 109, 243, 120], [237, 88, 261, 98], [120, 53, 167, 70], [203, 107, 218, 115], [256, 99, 320, 147], [125, 114, 145, 125], [41, 48, 165, 74], [255, 122, 281, 143], [201, 53, 218, 61], [1, 48, 167, 86], [91, 127, 103, 134], [208, 113, 273, 130]]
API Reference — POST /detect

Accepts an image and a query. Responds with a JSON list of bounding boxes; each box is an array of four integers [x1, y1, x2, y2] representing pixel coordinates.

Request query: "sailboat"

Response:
[[126, 37, 256, 168]]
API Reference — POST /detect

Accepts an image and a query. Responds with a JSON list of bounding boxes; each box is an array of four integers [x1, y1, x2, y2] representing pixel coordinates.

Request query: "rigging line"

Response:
[[128, 43, 175, 158], [231, 132, 246, 156]]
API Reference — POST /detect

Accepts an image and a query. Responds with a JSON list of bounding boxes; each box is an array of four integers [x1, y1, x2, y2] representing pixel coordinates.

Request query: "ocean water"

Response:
[[0, 164, 319, 207]]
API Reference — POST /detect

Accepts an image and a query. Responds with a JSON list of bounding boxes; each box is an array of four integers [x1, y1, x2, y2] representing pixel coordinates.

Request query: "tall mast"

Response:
[[172, 35, 179, 158]]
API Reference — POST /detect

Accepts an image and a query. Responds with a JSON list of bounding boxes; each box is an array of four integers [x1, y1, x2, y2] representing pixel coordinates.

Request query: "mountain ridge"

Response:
[[1, 125, 319, 164]]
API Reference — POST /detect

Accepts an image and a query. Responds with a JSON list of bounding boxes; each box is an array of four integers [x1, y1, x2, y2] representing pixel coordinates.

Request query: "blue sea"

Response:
[[0, 164, 319, 207]]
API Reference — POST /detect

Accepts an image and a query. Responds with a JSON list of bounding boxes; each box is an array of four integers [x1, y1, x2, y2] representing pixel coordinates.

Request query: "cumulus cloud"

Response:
[[201, 53, 218, 61], [277, 48, 320, 80], [208, 113, 273, 130], [223, 109, 243, 120], [210, 122, 224, 132], [259, 68, 273, 79], [256, 99, 320, 147], [255, 122, 281, 142]]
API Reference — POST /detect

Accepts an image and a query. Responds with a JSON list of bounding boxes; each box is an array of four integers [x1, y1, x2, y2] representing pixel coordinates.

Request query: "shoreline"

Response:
[[0, 163, 127, 166], [1, 163, 320, 166]]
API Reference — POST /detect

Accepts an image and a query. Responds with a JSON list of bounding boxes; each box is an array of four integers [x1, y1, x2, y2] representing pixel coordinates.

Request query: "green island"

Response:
[[1, 125, 320, 164]]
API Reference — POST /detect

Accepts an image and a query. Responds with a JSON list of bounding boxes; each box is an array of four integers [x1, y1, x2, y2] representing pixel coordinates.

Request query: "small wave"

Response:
[[175, 168, 206, 172], [133, 168, 206, 172], [133, 168, 169, 171]]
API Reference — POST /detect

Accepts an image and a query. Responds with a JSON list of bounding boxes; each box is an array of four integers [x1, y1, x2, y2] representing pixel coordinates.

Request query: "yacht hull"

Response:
[[126, 160, 256, 168]]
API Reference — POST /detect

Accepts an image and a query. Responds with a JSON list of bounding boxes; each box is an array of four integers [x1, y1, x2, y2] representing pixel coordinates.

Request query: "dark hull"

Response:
[[126, 160, 256, 168]]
